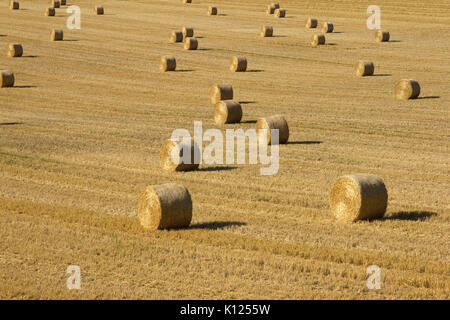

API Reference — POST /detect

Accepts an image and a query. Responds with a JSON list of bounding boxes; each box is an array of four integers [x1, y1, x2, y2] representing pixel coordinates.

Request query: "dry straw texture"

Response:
[[170, 31, 183, 43], [182, 27, 194, 38], [256, 115, 289, 145], [210, 84, 233, 104], [160, 56, 176, 72], [0, 70, 15, 88], [51, 0, 60, 8], [7, 44, 23, 57], [330, 174, 388, 223], [51, 29, 63, 41], [275, 8, 286, 18], [184, 37, 198, 50], [375, 30, 390, 42], [138, 184, 193, 231], [355, 61, 374, 77], [261, 25, 273, 37], [267, 4, 276, 14], [230, 56, 247, 72], [322, 22, 334, 33], [95, 6, 104, 15], [395, 79, 421, 100], [214, 100, 243, 125], [306, 18, 318, 28], [45, 7, 55, 16], [208, 6, 218, 15], [160, 139, 200, 172], [311, 34, 325, 47], [9, 1, 19, 10]]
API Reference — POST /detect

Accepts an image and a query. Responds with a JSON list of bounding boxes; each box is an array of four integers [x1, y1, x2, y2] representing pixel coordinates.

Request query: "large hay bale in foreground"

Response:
[[306, 18, 318, 29], [45, 7, 55, 16], [160, 139, 200, 172], [395, 79, 421, 100], [256, 115, 289, 145], [170, 31, 183, 43], [355, 61, 374, 77], [0, 70, 15, 87], [208, 6, 217, 15], [138, 184, 193, 231], [375, 30, 390, 42], [230, 56, 247, 72], [267, 4, 276, 14], [210, 84, 233, 104], [182, 27, 194, 38], [184, 37, 198, 50], [261, 25, 273, 37], [322, 22, 334, 33], [51, 29, 63, 41], [214, 100, 242, 125], [7, 44, 23, 57], [95, 6, 104, 15], [311, 34, 325, 47], [275, 8, 286, 18], [9, 1, 19, 10], [330, 174, 388, 222], [160, 56, 176, 72], [51, 0, 60, 8]]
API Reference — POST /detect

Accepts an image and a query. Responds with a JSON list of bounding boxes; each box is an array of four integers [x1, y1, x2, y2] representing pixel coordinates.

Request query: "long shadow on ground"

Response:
[[190, 221, 247, 230]]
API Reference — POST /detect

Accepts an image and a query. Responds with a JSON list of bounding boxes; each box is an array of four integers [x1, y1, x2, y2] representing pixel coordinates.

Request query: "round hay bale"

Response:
[[267, 4, 276, 14], [160, 56, 176, 72], [330, 174, 388, 223], [311, 34, 325, 47], [275, 8, 286, 18], [256, 115, 289, 145], [45, 7, 55, 16], [51, 0, 60, 8], [170, 31, 183, 43], [214, 100, 242, 125], [51, 29, 63, 41], [306, 18, 318, 29], [208, 6, 217, 15], [210, 84, 233, 104], [182, 27, 194, 38], [272, 3, 280, 9], [9, 1, 19, 10], [261, 25, 273, 37], [60, 0, 66, 5], [322, 22, 334, 33], [95, 6, 104, 15], [7, 44, 23, 57], [160, 139, 200, 172], [184, 37, 198, 50], [230, 56, 247, 72], [0, 70, 15, 88], [375, 30, 390, 42], [355, 61, 374, 77], [394, 79, 421, 100], [138, 183, 192, 231], [183, 0, 192, 3]]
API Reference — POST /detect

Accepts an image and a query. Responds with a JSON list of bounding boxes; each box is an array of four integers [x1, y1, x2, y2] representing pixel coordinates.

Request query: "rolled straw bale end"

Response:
[[210, 84, 233, 104], [7, 44, 23, 57], [138, 184, 193, 231], [375, 30, 390, 42], [52, 0, 60, 8], [61, 0, 66, 5], [160, 139, 200, 172], [272, 3, 280, 9], [45, 7, 55, 16], [182, 27, 194, 38], [9, 1, 19, 10], [208, 6, 217, 15], [183, 0, 192, 3], [267, 5, 275, 15], [214, 100, 242, 125], [51, 29, 63, 41], [256, 115, 289, 145], [306, 18, 318, 29], [160, 56, 176, 72], [355, 61, 374, 77], [230, 56, 247, 72], [395, 79, 421, 100], [322, 22, 334, 33], [261, 25, 273, 37], [184, 37, 198, 50], [170, 31, 183, 43], [330, 174, 388, 223], [275, 8, 286, 18], [311, 34, 325, 47], [95, 6, 104, 15], [0, 70, 15, 88]]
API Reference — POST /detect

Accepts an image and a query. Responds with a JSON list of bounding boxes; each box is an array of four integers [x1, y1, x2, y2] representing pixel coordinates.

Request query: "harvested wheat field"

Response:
[[0, 0, 449, 300]]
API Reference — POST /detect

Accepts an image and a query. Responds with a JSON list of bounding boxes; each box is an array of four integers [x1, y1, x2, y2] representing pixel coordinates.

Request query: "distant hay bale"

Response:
[[160, 139, 200, 172], [45, 7, 55, 16], [230, 56, 247, 72], [375, 30, 390, 42], [208, 6, 217, 15], [355, 61, 374, 77], [183, 0, 192, 3], [261, 25, 273, 37], [210, 84, 233, 104], [170, 31, 183, 43], [311, 34, 325, 47], [306, 18, 318, 29], [94, 6, 104, 15], [256, 115, 289, 145], [184, 37, 198, 50], [182, 27, 194, 38], [160, 56, 176, 72], [272, 3, 280, 9], [267, 4, 276, 14], [138, 183, 192, 231], [9, 1, 19, 10], [395, 79, 421, 100], [330, 174, 388, 223], [0, 70, 15, 88], [322, 22, 334, 33], [275, 8, 286, 18], [214, 100, 242, 125], [60, 0, 66, 5], [51, 29, 63, 41], [51, 0, 60, 8], [7, 44, 23, 57]]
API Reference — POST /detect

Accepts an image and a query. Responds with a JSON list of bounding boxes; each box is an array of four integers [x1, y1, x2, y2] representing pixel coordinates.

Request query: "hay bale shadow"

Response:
[[382, 211, 438, 221], [417, 96, 440, 100], [241, 120, 257, 124], [197, 166, 237, 172], [0, 122, 23, 126], [288, 141, 322, 145], [239, 101, 257, 104], [190, 221, 247, 230]]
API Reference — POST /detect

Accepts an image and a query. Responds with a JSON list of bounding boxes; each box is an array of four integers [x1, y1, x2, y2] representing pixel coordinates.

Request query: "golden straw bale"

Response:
[[261, 25, 273, 37], [322, 22, 334, 33], [267, 4, 276, 14], [94, 6, 104, 15], [256, 115, 289, 145], [60, 0, 66, 5], [184, 37, 198, 50], [306, 18, 318, 28], [160, 56, 176, 72], [355, 61, 374, 77], [330, 174, 388, 223], [51, 29, 63, 41], [7, 44, 23, 57], [160, 139, 200, 172], [170, 31, 183, 43], [45, 7, 55, 16], [182, 27, 194, 38], [183, 0, 192, 3], [0, 70, 15, 88], [208, 6, 217, 15], [210, 84, 233, 104], [272, 3, 280, 9], [311, 34, 325, 47], [138, 184, 192, 231], [395, 79, 421, 100], [375, 30, 390, 42], [51, 0, 60, 8], [214, 100, 242, 125], [230, 56, 247, 72], [9, 1, 19, 10], [275, 8, 285, 18]]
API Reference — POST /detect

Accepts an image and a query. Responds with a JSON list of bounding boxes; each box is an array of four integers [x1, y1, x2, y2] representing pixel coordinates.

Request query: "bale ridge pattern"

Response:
[[395, 79, 421, 100], [210, 84, 233, 104], [230, 56, 247, 72], [214, 100, 243, 125], [184, 37, 198, 50], [355, 61, 374, 77], [256, 115, 289, 145]]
